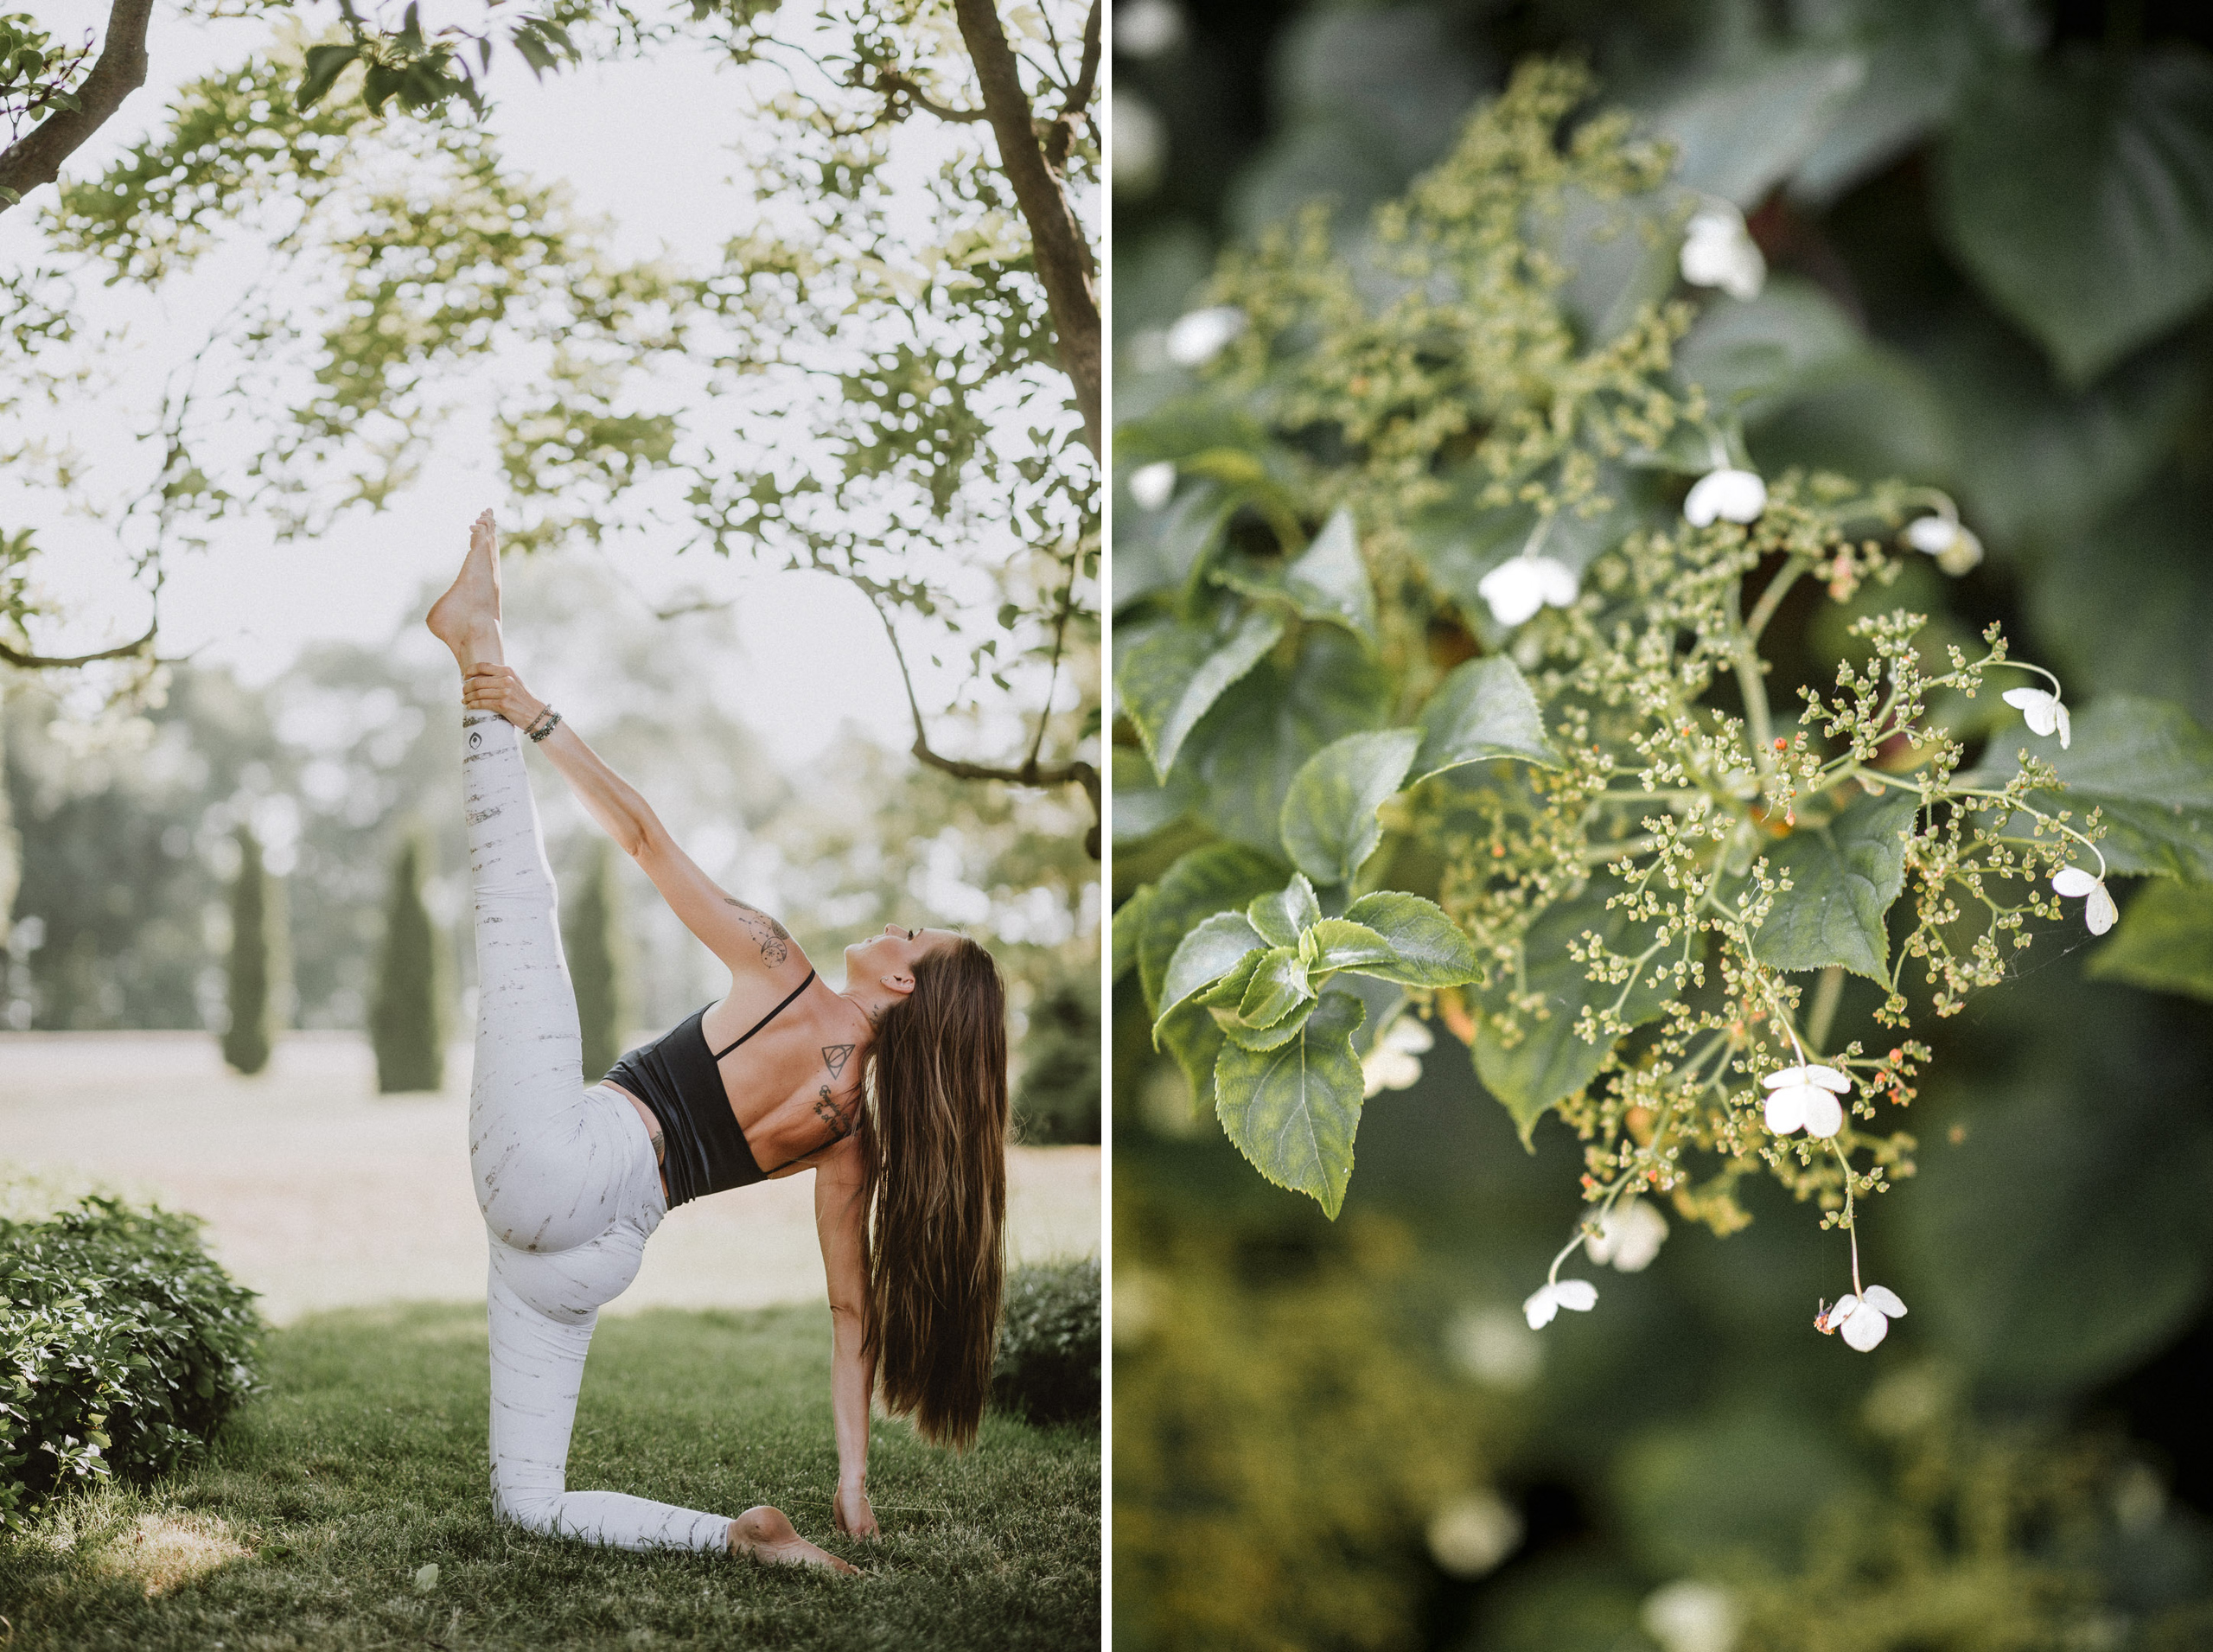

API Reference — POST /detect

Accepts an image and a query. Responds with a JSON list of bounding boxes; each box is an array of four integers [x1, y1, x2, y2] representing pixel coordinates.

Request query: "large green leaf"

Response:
[[1340, 890, 1483, 987], [1279, 507, 1377, 644], [1673, 277, 1862, 422], [1156, 912, 1267, 1031], [1237, 947, 1315, 1029], [2037, 477, 2213, 730], [2022, 695, 2213, 881], [1304, 918, 1399, 973], [1279, 729, 1421, 887], [1221, 995, 1319, 1053], [1751, 791, 1916, 980], [1111, 745, 1189, 844], [1179, 628, 1394, 852], [1648, 48, 1868, 207], [1155, 998, 1227, 1112], [1215, 989, 1368, 1218], [1136, 843, 1291, 1016], [1938, 49, 2213, 386], [2087, 881, 2213, 1003], [1411, 656, 1555, 780], [1111, 883, 1153, 987], [1476, 880, 1675, 1144], [1111, 480, 1234, 609], [1247, 872, 1323, 947], [1118, 607, 1286, 781]]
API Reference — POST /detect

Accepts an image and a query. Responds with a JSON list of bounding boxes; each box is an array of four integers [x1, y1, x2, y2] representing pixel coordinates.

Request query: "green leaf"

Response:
[[1341, 890, 1483, 987], [1177, 628, 1394, 852], [1673, 277, 1862, 419], [2020, 695, 2213, 881], [361, 61, 402, 116], [1247, 873, 1322, 947], [1156, 998, 1226, 1111], [1411, 656, 1555, 780], [2087, 881, 2213, 1003], [1111, 746, 1189, 844], [1222, 996, 1318, 1052], [1751, 791, 1917, 980], [1215, 990, 1368, 1219], [1279, 729, 1421, 886], [1279, 507, 1377, 643], [1938, 49, 2213, 386], [297, 43, 359, 111], [1118, 608, 1286, 781], [1475, 880, 1675, 1144], [1156, 912, 1266, 1034], [1136, 844, 1291, 1016], [1304, 918, 1398, 973], [1111, 884, 1153, 986], [1237, 947, 1314, 1029], [1649, 48, 1868, 207], [1113, 482, 1234, 609]]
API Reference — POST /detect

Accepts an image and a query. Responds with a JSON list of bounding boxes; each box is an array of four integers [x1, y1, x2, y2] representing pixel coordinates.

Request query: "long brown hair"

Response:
[[858, 934, 1007, 1449]]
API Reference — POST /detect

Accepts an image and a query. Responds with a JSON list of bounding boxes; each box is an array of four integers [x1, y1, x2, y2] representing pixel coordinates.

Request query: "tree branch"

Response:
[[1043, 0, 1100, 172], [872, 67, 987, 124], [0, 619, 158, 671], [948, 0, 1100, 456], [0, 0, 154, 217], [858, 580, 1100, 859]]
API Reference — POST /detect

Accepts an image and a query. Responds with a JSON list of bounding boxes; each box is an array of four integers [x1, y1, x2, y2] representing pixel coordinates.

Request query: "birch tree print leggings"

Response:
[[463, 710, 733, 1552]]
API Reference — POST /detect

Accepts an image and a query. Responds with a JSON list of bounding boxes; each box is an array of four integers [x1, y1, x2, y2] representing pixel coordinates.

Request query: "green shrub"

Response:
[[1016, 973, 1101, 1145], [0, 1196, 263, 1530], [370, 831, 446, 1094], [221, 823, 284, 1075], [990, 1257, 1100, 1427], [564, 836, 631, 1083]]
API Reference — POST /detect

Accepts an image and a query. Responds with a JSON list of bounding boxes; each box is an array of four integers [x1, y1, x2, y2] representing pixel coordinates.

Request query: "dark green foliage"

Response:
[[0, 1197, 262, 1531], [369, 832, 444, 1094], [562, 836, 630, 1084], [1016, 973, 1100, 1145], [220, 825, 281, 1075], [990, 1258, 1100, 1428]]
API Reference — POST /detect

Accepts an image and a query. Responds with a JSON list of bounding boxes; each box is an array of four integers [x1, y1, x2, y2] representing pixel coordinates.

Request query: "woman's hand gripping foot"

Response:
[[726, 1505, 858, 1574]]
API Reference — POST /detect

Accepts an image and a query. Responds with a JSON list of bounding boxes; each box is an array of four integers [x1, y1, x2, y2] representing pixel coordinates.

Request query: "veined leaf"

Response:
[[1156, 998, 1226, 1112], [1223, 996, 1319, 1052], [1215, 990, 1368, 1218], [1304, 918, 1398, 973], [1119, 607, 1286, 781], [1136, 843, 1289, 1016], [1111, 745, 1190, 844], [2020, 696, 2213, 881], [1342, 890, 1483, 987], [2087, 882, 2213, 1004], [1475, 880, 1677, 1145], [1279, 729, 1421, 886], [1230, 506, 1380, 644], [1751, 791, 1916, 980], [1156, 912, 1267, 1036], [1412, 656, 1555, 780], [1938, 49, 2213, 386], [1237, 947, 1314, 1029], [1111, 884, 1153, 987], [1248, 872, 1323, 947]]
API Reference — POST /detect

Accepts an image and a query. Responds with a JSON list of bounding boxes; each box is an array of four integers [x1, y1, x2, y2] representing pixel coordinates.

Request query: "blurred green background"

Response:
[[1111, 1, 2213, 1646]]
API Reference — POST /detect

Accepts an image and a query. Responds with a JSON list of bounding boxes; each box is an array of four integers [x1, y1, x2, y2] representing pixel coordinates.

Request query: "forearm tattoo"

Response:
[[722, 897, 791, 966], [811, 1044, 859, 1143]]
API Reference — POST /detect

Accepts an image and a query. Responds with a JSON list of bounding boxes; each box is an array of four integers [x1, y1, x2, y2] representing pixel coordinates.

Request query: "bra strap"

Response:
[[709, 969, 817, 1061]]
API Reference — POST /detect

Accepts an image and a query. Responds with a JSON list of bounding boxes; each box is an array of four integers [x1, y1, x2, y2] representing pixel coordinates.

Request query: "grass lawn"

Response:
[[0, 1303, 1100, 1650]]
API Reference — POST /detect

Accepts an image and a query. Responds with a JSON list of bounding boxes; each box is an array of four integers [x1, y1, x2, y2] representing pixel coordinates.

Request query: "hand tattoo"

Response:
[[723, 897, 792, 966]]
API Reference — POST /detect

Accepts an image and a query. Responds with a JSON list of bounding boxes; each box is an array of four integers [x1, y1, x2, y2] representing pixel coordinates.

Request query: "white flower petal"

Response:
[[2056, 700, 2071, 749], [1904, 516, 1958, 554], [1840, 1301, 1891, 1350], [1679, 208, 1765, 299], [1128, 460, 1177, 512], [1532, 556, 1581, 609], [1591, 1200, 1669, 1272], [1478, 560, 1549, 627], [1935, 527, 1984, 577], [1829, 1292, 1859, 1323], [2085, 880, 2118, 935], [1802, 1064, 1851, 1093], [2004, 687, 2060, 737], [1684, 469, 1767, 527], [1860, 1285, 1907, 1317], [1761, 1066, 1800, 1090], [1522, 1285, 1559, 1330], [1799, 1089, 1845, 1138], [2052, 867, 2098, 897], [1164, 305, 1247, 367], [1765, 1088, 1808, 1134], [1551, 1279, 1598, 1312]]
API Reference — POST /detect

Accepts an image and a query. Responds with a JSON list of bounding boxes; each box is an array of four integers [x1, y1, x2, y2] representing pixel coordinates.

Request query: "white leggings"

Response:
[[463, 710, 733, 1553]]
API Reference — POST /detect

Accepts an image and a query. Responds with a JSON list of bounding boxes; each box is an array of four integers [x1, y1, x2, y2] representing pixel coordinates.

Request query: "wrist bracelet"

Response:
[[526, 707, 562, 743]]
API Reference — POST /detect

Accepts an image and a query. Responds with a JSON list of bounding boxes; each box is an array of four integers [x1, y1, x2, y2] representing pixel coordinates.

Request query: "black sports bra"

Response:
[[603, 970, 815, 1209]]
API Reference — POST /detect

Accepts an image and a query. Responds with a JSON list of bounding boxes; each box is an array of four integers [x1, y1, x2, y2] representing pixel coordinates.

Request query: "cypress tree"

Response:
[[1015, 972, 1100, 1144], [564, 837, 632, 1083], [221, 824, 279, 1075], [370, 832, 446, 1094]]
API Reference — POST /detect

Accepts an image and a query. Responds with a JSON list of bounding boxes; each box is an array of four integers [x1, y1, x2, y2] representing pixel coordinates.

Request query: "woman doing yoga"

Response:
[[425, 510, 1009, 1568]]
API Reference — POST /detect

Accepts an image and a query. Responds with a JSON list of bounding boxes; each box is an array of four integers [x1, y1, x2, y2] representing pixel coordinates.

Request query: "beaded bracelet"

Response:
[[526, 706, 562, 743]]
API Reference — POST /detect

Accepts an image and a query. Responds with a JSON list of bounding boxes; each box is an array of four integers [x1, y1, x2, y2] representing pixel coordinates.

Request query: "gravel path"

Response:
[[0, 1031, 1100, 1324]]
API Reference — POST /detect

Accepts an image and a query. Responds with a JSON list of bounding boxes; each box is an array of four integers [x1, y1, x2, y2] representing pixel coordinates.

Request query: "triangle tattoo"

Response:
[[820, 1044, 854, 1081]]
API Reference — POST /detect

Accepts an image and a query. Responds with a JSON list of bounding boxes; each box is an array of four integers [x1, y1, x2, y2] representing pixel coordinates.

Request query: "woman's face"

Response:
[[843, 923, 960, 983]]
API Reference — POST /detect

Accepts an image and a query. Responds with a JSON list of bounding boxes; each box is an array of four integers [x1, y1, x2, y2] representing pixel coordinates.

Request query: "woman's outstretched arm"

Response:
[[460, 662, 801, 978], [814, 1141, 880, 1538]]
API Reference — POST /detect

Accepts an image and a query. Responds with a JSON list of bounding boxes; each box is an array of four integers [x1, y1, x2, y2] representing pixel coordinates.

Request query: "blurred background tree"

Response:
[[369, 829, 444, 1095], [220, 822, 279, 1076], [564, 835, 632, 1086], [1113, 2, 2213, 1648]]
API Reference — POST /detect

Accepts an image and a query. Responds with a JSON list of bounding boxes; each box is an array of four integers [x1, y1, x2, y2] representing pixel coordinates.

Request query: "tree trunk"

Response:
[[0, 0, 156, 216]]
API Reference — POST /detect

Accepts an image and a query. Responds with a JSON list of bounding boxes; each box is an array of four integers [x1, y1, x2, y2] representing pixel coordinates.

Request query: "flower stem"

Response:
[[1831, 1138, 1863, 1298]]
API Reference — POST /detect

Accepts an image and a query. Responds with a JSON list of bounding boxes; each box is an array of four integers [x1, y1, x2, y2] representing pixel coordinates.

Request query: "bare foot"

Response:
[[425, 509, 505, 669], [726, 1505, 857, 1574]]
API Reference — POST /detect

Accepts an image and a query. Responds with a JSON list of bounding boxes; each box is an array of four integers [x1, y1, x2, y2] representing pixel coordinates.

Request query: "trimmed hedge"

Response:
[[990, 1257, 1100, 1428], [0, 1197, 263, 1529]]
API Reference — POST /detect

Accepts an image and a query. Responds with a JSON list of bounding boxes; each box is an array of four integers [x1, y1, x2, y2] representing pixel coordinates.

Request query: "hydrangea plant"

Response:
[[1113, 61, 2213, 1349]]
